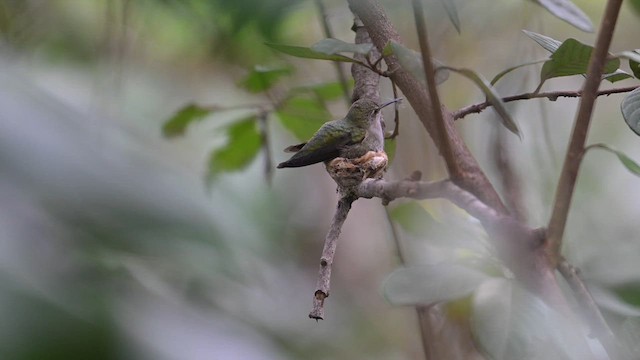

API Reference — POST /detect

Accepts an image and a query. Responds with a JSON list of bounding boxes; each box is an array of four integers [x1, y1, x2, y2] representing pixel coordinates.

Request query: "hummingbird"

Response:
[[277, 98, 402, 169]]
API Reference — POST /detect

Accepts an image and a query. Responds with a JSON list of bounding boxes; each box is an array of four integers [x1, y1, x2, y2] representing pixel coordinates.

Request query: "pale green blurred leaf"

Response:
[[311, 38, 372, 55], [384, 263, 490, 306], [266, 43, 358, 63], [589, 143, 640, 176], [472, 279, 592, 360], [522, 30, 562, 53], [589, 285, 640, 317], [239, 65, 293, 93], [388, 41, 449, 86], [291, 81, 352, 102], [529, 0, 593, 32], [276, 96, 330, 141], [163, 104, 214, 137], [389, 201, 435, 235], [621, 88, 640, 137]]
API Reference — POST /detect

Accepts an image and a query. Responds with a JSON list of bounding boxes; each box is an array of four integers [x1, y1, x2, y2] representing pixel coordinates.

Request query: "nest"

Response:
[[325, 151, 388, 189]]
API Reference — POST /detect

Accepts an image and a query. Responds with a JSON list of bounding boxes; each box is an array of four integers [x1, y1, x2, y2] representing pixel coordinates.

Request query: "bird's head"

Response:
[[346, 98, 402, 127]]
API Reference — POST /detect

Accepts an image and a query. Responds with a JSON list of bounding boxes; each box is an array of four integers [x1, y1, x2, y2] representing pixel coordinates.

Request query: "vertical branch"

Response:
[[309, 195, 355, 320], [315, 0, 351, 105], [547, 0, 623, 261], [410, 0, 459, 179]]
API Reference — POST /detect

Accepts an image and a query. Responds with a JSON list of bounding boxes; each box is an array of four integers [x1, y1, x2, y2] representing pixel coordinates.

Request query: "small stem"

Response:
[[547, 0, 624, 262], [385, 81, 401, 139], [453, 86, 638, 120], [314, 0, 351, 105], [411, 0, 460, 179]]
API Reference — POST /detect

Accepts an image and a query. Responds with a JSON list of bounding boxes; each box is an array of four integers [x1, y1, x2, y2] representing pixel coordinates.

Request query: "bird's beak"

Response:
[[377, 98, 403, 110]]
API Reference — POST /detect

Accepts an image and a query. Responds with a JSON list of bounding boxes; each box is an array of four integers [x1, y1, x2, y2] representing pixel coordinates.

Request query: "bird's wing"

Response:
[[277, 124, 365, 168], [283, 142, 306, 153]]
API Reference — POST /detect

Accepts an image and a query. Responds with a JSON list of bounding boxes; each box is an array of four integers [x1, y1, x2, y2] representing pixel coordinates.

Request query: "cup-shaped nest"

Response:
[[325, 150, 388, 189]]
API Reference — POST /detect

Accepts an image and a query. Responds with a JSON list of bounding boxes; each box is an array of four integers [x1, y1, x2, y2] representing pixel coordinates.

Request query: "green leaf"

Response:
[[383, 263, 490, 306], [472, 279, 592, 359], [388, 41, 449, 86], [276, 96, 331, 141], [603, 69, 633, 83], [292, 81, 352, 102], [265, 43, 359, 63], [611, 150, 640, 176], [381, 42, 394, 57], [622, 87, 640, 137], [239, 65, 293, 94], [615, 284, 640, 308], [629, 0, 640, 15], [522, 30, 562, 53], [438, 0, 461, 33], [440, 66, 520, 138], [588, 143, 640, 176], [384, 138, 397, 164], [589, 285, 640, 317], [530, 0, 593, 32], [208, 116, 262, 180], [162, 104, 214, 138], [524, 33, 625, 83], [540, 38, 619, 82], [616, 50, 640, 79], [311, 38, 372, 55], [389, 201, 436, 235], [631, 59, 640, 79], [490, 60, 547, 86]]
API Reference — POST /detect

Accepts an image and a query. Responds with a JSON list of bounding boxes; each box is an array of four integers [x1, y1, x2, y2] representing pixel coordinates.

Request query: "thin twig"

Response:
[[309, 195, 356, 320], [453, 85, 638, 120], [411, 0, 459, 179], [547, 0, 624, 263], [385, 81, 401, 139], [557, 258, 620, 358], [314, 0, 351, 105]]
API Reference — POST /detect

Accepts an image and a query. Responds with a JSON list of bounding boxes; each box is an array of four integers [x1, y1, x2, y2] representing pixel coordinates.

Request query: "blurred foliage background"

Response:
[[1, 0, 640, 359]]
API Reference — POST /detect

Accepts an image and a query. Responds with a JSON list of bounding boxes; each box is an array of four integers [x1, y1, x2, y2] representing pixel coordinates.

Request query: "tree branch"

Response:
[[309, 195, 356, 320], [547, 0, 624, 262], [453, 86, 639, 120], [358, 178, 500, 223]]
